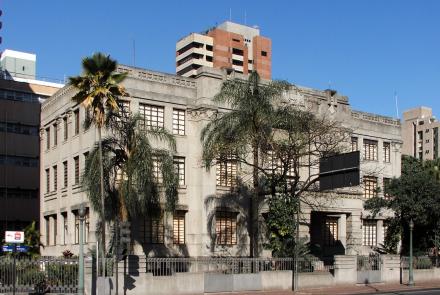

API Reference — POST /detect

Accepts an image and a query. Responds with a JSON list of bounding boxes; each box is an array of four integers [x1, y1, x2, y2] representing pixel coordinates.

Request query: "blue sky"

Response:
[[2, 0, 440, 118]]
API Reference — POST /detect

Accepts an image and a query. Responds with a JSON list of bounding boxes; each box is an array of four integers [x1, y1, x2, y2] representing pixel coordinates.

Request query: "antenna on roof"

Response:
[[229, 8, 232, 21], [132, 39, 136, 67], [394, 90, 399, 119], [244, 10, 247, 25]]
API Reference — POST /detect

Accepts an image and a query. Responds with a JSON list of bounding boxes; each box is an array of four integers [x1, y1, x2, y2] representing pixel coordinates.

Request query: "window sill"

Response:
[[362, 159, 379, 163], [72, 184, 82, 190], [61, 188, 68, 193], [44, 191, 57, 198]]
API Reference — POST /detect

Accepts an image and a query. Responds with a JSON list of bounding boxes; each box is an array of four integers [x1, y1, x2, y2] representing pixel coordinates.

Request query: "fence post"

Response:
[[334, 255, 357, 284]]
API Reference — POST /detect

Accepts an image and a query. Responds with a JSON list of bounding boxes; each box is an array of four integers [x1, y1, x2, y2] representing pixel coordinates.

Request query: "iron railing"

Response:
[[0, 256, 78, 293], [137, 256, 334, 276], [357, 255, 382, 271], [401, 256, 433, 270]]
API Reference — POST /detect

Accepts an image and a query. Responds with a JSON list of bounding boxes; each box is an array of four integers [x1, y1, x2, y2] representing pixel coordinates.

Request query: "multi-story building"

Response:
[[40, 65, 401, 257], [0, 49, 63, 237], [402, 106, 440, 160], [176, 21, 271, 79]]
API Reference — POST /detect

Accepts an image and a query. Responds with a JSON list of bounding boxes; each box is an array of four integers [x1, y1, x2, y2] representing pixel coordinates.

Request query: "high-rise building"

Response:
[[402, 106, 440, 160], [0, 49, 63, 237], [176, 21, 271, 79]]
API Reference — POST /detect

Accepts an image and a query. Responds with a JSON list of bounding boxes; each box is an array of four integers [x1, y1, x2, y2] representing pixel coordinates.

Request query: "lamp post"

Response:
[[78, 204, 86, 295], [408, 218, 414, 286]]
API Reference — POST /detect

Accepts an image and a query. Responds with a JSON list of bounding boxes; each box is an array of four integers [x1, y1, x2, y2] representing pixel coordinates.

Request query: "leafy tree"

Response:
[[365, 156, 440, 254], [201, 72, 290, 257], [201, 72, 348, 257], [69, 52, 128, 272], [23, 221, 42, 258]]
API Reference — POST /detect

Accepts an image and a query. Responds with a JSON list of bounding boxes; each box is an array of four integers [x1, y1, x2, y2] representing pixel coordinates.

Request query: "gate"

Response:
[[0, 256, 78, 293], [357, 255, 382, 284]]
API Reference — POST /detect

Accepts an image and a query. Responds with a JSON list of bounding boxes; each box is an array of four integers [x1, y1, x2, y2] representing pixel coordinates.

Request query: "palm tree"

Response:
[[69, 52, 128, 274], [201, 71, 290, 257], [83, 113, 178, 224]]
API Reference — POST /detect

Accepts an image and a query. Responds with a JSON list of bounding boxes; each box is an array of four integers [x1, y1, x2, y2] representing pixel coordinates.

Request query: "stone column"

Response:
[[334, 255, 357, 284], [338, 214, 347, 251], [377, 219, 384, 246]]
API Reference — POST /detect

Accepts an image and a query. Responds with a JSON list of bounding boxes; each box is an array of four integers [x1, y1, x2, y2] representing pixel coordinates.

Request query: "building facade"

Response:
[[0, 49, 63, 237], [402, 106, 440, 160], [176, 21, 271, 80], [40, 65, 401, 257]]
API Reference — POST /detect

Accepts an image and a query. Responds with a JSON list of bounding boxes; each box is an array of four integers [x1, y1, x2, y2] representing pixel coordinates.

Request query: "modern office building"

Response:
[[40, 65, 401, 258], [0, 49, 63, 237], [176, 21, 271, 79], [402, 106, 440, 160]]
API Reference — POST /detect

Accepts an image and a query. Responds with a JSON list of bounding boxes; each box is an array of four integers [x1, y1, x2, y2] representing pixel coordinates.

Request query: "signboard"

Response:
[[16, 245, 29, 253], [2, 245, 13, 252], [319, 151, 360, 191], [5, 231, 24, 243]]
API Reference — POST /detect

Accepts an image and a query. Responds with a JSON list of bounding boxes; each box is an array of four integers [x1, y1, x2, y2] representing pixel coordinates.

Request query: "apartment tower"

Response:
[[0, 49, 63, 237], [402, 106, 440, 160], [176, 21, 271, 79]]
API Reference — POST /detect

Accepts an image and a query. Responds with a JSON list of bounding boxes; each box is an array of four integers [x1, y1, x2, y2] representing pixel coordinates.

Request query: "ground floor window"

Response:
[[173, 211, 185, 244], [323, 217, 338, 246], [140, 213, 164, 244], [215, 211, 237, 245]]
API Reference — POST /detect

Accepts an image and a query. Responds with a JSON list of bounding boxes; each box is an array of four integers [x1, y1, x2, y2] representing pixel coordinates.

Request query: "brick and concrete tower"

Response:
[[176, 21, 271, 79]]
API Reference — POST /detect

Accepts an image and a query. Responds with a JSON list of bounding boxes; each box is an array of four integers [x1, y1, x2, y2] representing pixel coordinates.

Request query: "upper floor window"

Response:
[[216, 157, 238, 187], [45, 168, 50, 193], [141, 214, 164, 244], [383, 142, 391, 163], [173, 156, 185, 186], [63, 117, 68, 141], [363, 176, 378, 199], [173, 211, 186, 245], [363, 139, 378, 161], [74, 109, 80, 135], [172, 109, 185, 135], [383, 177, 391, 200], [74, 156, 80, 185], [53, 123, 58, 146], [53, 165, 57, 191], [45, 127, 50, 150], [63, 161, 68, 188], [139, 104, 164, 130], [152, 156, 163, 184], [351, 137, 358, 152]]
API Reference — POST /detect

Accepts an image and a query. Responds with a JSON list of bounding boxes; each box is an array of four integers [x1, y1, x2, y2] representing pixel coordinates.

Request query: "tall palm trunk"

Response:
[[98, 126, 106, 276], [251, 142, 259, 258]]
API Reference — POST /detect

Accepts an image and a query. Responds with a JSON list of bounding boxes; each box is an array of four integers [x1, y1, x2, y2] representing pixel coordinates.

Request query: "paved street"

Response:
[[368, 290, 440, 295]]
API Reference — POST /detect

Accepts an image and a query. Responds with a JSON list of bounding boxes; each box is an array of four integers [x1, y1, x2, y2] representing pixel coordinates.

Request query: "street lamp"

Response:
[[78, 204, 87, 295], [408, 218, 414, 286]]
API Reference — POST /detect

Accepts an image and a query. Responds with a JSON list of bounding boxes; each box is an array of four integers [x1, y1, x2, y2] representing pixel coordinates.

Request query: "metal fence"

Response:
[[0, 256, 78, 293], [139, 256, 334, 276], [357, 255, 382, 271], [401, 256, 433, 270]]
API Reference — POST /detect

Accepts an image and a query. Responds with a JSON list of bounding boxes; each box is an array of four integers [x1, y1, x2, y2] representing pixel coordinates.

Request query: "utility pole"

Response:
[[408, 219, 414, 286], [78, 204, 86, 295]]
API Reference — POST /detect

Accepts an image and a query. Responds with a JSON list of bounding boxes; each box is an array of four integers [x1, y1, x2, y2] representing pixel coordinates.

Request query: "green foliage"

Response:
[[83, 113, 178, 222], [23, 221, 42, 257], [365, 156, 440, 254]]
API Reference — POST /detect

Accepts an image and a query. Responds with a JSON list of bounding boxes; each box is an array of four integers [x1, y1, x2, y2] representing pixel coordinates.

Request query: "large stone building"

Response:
[[176, 21, 271, 79], [40, 65, 401, 257], [0, 49, 63, 237], [402, 106, 440, 160]]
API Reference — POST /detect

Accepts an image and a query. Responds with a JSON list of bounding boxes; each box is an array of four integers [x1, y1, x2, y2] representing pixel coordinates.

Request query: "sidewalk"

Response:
[[207, 280, 440, 295]]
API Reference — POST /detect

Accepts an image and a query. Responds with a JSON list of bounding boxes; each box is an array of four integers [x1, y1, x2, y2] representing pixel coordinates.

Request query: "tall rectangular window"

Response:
[[63, 161, 68, 188], [118, 101, 130, 122], [45, 127, 50, 150], [152, 157, 162, 183], [139, 104, 164, 130], [45, 216, 50, 246], [53, 123, 58, 146], [216, 211, 237, 245], [383, 142, 391, 163], [323, 217, 338, 246], [173, 211, 185, 244], [363, 176, 378, 199], [216, 158, 238, 187], [351, 137, 358, 152], [173, 157, 185, 186], [140, 214, 164, 244], [63, 117, 68, 140], [74, 211, 79, 244], [74, 156, 80, 185], [53, 165, 57, 191], [363, 139, 378, 161], [172, 109, 185, 135], [62, 212, 68, 245], [74, 109, 80, 135], [363, 220, 377, 246], [383, 177, 391, 200], [53, 215, 57, 245], [45, 168, 50, 193]]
